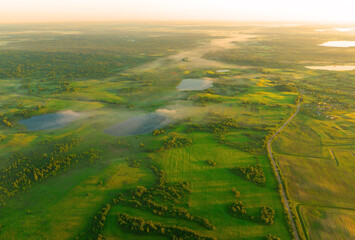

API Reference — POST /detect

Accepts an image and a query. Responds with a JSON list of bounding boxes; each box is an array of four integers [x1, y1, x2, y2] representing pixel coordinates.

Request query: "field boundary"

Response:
[[295, 204, 311, 240], [296, 202, 355, 240]]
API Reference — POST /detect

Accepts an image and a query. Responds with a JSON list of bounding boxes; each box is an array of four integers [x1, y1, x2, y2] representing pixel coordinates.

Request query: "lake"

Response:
[[176, 79, 213, 91], [316, 28, 355, 32], [305, 66, 355, 71], [319, 41, 355, 47], [19, 110, 81, 131]]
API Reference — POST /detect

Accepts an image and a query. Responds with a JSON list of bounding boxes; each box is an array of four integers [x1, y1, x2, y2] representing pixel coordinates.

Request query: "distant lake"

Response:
[[306, 66, 355, 71], [177, 79, 213, 91], [19, 110, 81, 131], [104, 113, 170, 137], [319, 41, 355, 47], [316, 28, 355, 32]]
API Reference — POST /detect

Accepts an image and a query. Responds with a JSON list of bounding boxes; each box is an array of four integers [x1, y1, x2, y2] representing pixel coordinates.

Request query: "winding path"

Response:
[[267, 100, 301, 240]]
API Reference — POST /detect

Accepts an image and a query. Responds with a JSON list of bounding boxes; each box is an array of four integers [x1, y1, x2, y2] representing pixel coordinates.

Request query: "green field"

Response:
[[0, 23, 354, 240]]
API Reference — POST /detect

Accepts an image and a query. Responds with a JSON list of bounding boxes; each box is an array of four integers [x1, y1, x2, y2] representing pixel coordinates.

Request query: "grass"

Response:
[[0, 23, 354, 240], [0, 159, 154, 239], [272, 82, 355, 240], [300, 206, 355, 240], [144, 131, 291, 240], [273, 113, 355, 207]]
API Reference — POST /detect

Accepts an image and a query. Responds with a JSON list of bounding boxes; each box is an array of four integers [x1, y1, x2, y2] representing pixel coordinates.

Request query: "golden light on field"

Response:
[[0, 0, 355, 23]]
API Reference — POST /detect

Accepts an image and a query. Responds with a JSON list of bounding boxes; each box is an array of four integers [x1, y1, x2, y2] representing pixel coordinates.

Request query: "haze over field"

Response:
[[0, 1, 354, 240], [1, 0, 355, 23]]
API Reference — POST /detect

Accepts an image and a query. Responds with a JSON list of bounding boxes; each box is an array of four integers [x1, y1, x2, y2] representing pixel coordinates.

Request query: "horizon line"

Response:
[[1, 19, 355, 25]]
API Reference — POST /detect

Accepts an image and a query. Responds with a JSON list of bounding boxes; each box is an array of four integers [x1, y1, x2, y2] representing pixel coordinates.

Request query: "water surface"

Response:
[[19, 110, 81, 131], [176, 79, 213, 91], [104, 113, 170, 137], [316, 28, 355, 32], [319, 41, 355, 47], [306, 66, 355, 71]]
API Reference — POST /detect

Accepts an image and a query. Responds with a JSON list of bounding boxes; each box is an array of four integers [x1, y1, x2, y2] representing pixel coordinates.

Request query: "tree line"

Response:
[[117, 213, 217, 240]]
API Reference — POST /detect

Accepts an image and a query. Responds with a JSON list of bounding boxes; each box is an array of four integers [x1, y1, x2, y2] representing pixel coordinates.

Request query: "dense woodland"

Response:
[[0, 51, 142, 80], [0, 31, 210, 81]]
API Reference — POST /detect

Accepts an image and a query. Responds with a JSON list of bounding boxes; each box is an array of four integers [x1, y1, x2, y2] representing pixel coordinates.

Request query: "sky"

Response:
[[1, 0, 355, 23]]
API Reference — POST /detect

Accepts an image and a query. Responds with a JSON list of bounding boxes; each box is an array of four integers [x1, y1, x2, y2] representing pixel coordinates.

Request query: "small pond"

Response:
[[104, 113, 170, 137], [176, 79, 213, 91], [19, 110, 81, 131]]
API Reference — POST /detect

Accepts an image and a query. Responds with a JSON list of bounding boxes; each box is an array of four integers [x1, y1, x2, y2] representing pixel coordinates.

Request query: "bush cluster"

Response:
[[206, 160, 216, 166], [264, 234, 281, 240], [187, 117, 238, 134], [229, 201, 275, 225], [233, 163, 266, 186], [152, 129, 165, 136], [197, 95, 222, 106], [158, 135, 193, 152]]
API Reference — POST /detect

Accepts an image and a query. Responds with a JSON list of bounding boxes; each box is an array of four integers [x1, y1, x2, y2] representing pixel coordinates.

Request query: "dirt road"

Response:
[[267, 101, 301, 240]]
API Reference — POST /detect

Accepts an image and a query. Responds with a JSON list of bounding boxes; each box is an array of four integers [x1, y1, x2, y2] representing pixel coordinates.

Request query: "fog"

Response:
[[103, 105, 206, 137], [1, 0, 355, 23], [19, 110, 82, 131]]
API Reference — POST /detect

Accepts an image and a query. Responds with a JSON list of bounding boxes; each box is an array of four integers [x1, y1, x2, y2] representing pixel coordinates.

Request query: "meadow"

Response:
[[0, 23, 354, 240]]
